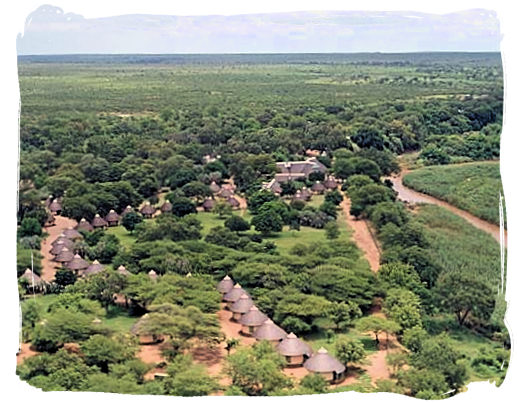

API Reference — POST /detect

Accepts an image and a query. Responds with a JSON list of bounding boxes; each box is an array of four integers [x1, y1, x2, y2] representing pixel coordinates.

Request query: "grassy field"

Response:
[[414, 204, 502, 290], [403, 161, 504, 225]]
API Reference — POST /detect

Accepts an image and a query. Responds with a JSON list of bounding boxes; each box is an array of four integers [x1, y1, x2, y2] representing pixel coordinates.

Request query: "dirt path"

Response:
[[340, 196, 381, 272], [391, 170, 506, 246], [40, 215, 77, 282]]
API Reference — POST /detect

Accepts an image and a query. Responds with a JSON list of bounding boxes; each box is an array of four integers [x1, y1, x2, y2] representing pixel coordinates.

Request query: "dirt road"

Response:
[[391, 171, 506, 246], [40, 215, 77, 282], [340, 196, 381, 272]]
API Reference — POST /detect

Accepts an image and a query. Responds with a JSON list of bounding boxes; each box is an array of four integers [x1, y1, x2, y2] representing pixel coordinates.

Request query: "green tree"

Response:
[[121, 211, 143, 233], [19, 217, 42, 237], [251, 209, 283, 235], [164, 355, 219, 396], [81, 334, 137, 372], [324, 221, 340, 239], [384, 288, 422, 331], [334, 336, 366, 366], [435, 272, 496, 326], [225, 215, 251, 233]]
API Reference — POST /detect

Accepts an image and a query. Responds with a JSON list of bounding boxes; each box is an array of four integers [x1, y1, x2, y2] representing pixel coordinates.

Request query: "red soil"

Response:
[[16, 342, 39, 365], [40, 215, 77, 282], [340, 196, 381, 272], [137, 342, 166, 365]]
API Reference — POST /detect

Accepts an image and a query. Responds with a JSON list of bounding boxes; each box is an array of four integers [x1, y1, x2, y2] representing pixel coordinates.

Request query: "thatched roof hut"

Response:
[[219, 188, 233, 199], [63, 227, 83, 240], [105, 210, 120, 226], [84, 260, 104, 276], [223, 284, 248, 305], [148, 270, 158, 281], [131, 313, 165, 344], [49, 199, 62, 214], [239, 305, 268, 336], [303, 347, 346, 383], [121, 205, 134, 216], [140, 202, 156, 218], [76, 218, 94, 232], [209, 181, 221, 194], [227, 196, 240, 209], [51, 234, 72, 247], [50, 239, 74, 255], [92, 214, 108, 229], [300, 187, 312, 201], [117, 265, 130, 276], [160, 200, 173, 213], [229, 294, 254, 321], [217, 275, 234, 294], [65, 254, 89, 272], [202, 198, 215, 212], [20, 268, 45, 289], [276, 333, 313, 366], [324, 176, 338, 190], [44, 195, 53, 209], [55, 247, 74, 263], [311, 181, 326, 194], [253, 319, 288, 346]]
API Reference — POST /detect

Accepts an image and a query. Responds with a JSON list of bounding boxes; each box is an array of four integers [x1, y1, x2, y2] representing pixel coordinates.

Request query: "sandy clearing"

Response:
[[16, 342, 39, 365]]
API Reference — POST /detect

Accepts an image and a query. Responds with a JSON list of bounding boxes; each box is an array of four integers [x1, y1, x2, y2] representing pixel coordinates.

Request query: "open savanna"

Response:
[[403, 161, 503, 225]]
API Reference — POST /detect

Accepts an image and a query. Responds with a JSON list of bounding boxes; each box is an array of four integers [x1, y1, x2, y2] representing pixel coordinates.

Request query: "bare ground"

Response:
[[340, 196, 381, 272]]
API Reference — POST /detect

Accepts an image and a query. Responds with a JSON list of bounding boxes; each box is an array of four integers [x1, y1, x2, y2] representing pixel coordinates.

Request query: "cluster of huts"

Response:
[[263, 158, 340, 197], [202, 182, 241, 212], [217, 276, 346, 384]]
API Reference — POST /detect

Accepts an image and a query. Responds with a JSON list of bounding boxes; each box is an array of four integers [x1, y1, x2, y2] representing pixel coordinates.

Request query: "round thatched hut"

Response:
[[227, 196, 240, 209], [276, 333, 313, 367], [76, 218, 94, 232], [50, 239, 73, 256], [49, 199, 62, 215], [65, 254, 89, 273], [160, 200, 173, 213], [55, 247, 74, 264], [148, 270, 158, 281], [63, 227, 83, 240], [105, 210, 120, 227], [303, 347, 346, 383], [131, 313, 165, 344], [253, 319, 287, 346], [140, 202, 156, 219], [300, 187, 312, 201], [217, 275, 234, 294], [222, 284, 248, 308], [84, 260, 104, 276], [92, 214, 108, 229], [219, 188, 233, 199], [229, 294, 254, 322], [324, 176, 338, 190], [239, 305, 268, 336], [209, 181, 221, 194], [202, 198, 215, 212], [51, 234, 73, 247], [19, 268, 45, 291], [117, 265, 130, 276], [311, 181, 326, 194], [121, 205, 134, 216]]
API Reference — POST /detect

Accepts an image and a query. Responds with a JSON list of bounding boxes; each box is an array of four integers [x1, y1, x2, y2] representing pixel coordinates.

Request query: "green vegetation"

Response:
[[17, 53, 506, 398], [403, 161, 503, 225]]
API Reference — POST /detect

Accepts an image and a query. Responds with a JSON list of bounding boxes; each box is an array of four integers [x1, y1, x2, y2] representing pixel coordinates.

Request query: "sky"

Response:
[[16, 4, 501, 54]]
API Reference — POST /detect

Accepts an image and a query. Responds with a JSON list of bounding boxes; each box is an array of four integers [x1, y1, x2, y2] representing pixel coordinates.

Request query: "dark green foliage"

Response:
[[121, 211, 143, 233], [224, 215, 251, 232], [171, 197, 197, 217]]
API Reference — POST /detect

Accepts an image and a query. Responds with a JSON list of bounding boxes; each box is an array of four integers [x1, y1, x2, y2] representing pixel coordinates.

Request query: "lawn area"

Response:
[[403, 161, 504, 225], [106, 225, 137, 248], [103, 305, 139, 333]]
